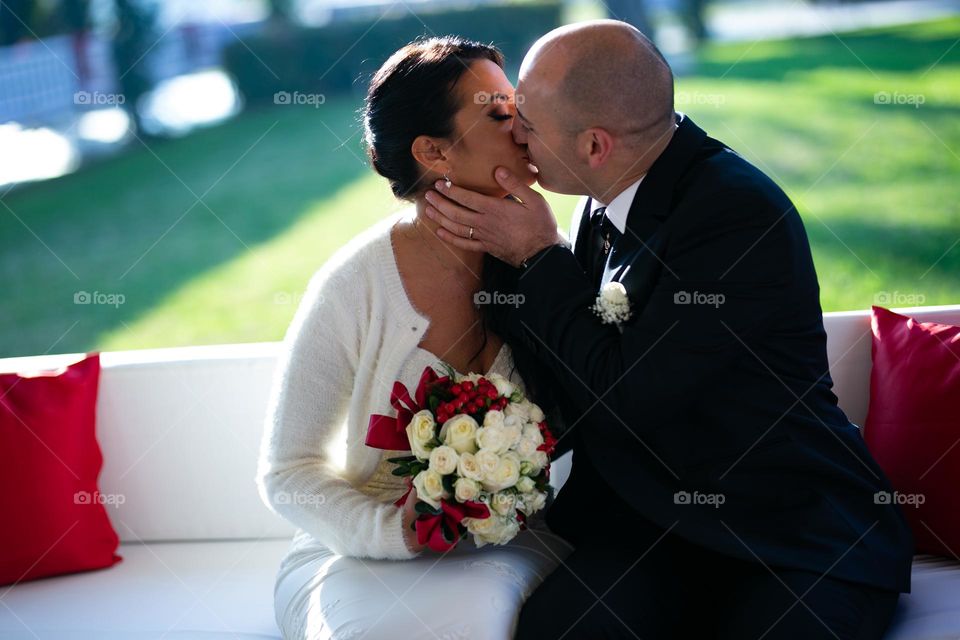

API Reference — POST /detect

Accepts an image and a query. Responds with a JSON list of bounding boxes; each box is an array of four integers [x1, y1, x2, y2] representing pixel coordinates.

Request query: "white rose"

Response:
[[475, 449, 501, 480], [504, 401, 531, 423], [467, 514, 520, 547], [428, 445, 459, 475], [457, 451, 483, 481], [459, 372, 483, 385], [601, 281, 628, 305], [502, 422, 523, 450], [516, 437, 539, 460], [487, 373, 515, 398], [516, 476, 536, 493], [439, 414, 479, 455], [518, 490, 547, 515], [406, 410, 437, 460], [522, 424, 544, 445], [482, 452, 521, 492], [457, 452, 483, 482], [482, 409, 505, 429], [454, 477, 481, 502], [476, 426, 508, 454], [528, 403, 545, 424], [412, 469, 446, 509], [526, 450, 549, 476], [490, 491, 517, 516]]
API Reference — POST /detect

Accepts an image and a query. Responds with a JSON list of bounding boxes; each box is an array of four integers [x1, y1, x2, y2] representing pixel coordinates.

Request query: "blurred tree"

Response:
[[681, 0, 708, 43], [605, 0, 653, 39], [0, 0, 36, 45], [110, 0, 157, 135], [62, 0, 92, 85]]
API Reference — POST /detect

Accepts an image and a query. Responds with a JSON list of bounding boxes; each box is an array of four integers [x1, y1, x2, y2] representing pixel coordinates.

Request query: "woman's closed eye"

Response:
[[490, 113, 513, 121]]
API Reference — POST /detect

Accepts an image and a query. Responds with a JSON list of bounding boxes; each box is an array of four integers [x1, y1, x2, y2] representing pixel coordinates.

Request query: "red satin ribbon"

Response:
[[416, 498, 490, 553], [365, 366, 448, 451]]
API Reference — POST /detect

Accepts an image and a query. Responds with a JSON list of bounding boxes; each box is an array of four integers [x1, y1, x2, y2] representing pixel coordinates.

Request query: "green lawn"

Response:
[[1, 17, 958, 358]]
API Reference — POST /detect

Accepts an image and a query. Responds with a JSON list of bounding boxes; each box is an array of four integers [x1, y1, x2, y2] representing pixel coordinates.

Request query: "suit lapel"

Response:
[[598, 113, 710, 301], [572, 196, 593, 272]]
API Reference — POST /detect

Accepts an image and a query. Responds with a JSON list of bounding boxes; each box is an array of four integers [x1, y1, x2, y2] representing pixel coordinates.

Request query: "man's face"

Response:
[[512, 72, 589, 196]]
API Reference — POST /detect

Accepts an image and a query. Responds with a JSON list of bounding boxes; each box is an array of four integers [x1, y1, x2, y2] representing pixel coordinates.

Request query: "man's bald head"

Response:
[[521, 20, 674, 142]]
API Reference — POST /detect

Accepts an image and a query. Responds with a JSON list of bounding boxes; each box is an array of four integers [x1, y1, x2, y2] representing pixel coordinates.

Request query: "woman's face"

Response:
[[442, 59, 537, 197]]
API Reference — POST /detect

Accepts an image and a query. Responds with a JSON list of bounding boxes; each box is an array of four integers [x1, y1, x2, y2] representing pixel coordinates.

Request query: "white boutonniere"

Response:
[[591, 281, 632, 326]]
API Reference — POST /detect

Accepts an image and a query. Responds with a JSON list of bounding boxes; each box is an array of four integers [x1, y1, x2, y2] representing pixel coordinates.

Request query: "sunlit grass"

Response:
[[1, 17, 957, 357]]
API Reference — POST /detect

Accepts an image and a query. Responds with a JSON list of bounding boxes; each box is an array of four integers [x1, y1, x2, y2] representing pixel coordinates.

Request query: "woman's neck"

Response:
[[412, 196, 485, 278]]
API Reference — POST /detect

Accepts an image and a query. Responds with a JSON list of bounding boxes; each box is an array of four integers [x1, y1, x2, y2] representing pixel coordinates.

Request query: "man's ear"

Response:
[[411, 135, 450, 175], [578, 127, 615, 170]]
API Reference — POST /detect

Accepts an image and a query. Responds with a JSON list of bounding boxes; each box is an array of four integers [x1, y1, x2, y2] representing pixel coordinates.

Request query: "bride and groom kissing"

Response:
[[257, 18, 913, 640]]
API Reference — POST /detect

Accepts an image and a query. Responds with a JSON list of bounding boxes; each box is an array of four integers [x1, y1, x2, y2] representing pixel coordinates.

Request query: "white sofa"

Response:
[[1, 305, 959, 640]]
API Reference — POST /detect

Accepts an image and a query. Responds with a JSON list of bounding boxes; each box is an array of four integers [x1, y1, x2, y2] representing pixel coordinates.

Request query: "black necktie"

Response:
[[589, 207, 621, 285]]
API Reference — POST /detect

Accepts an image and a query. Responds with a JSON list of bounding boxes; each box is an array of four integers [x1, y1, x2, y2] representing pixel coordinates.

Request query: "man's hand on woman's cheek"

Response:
[[424, 167, 565, 268]]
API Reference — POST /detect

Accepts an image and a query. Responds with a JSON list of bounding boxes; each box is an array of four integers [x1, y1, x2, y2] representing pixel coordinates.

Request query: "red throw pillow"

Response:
[[864, 306, 960, 557], [0, 353, 121, 585]]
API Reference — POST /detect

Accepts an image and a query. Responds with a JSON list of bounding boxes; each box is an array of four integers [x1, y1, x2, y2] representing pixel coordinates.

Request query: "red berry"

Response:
[[451, 384, 462, 395], [462, 381, 474, 392]]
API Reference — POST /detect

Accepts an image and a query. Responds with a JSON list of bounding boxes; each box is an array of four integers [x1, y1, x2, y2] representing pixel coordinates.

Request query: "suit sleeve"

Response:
[[514, 189, 808, 438]]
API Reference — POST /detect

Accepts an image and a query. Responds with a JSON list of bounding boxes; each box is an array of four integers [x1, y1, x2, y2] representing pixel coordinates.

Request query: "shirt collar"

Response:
[[590, 175, 645, 234]]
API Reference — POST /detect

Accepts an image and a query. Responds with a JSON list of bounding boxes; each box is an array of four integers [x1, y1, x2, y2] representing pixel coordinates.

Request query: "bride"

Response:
[[256, 36, 573, 639]]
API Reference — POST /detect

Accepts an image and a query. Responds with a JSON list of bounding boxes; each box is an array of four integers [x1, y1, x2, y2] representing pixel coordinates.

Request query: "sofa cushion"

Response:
[[864, 306, 960, 557], [0, 353, 122, 586], [0, 538, 291, 639]]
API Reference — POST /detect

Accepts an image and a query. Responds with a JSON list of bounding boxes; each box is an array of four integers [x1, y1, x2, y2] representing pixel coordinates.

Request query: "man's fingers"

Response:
[[425, 190, 483, 230], [493, 167, 540, 204], [435, 225, 486, 253], [434, 179, 504, 215], [425, 204, 477, 241]]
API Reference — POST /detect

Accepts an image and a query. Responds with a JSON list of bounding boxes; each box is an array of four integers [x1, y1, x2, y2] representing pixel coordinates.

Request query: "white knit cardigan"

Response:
[[256, 209, 494, 560]]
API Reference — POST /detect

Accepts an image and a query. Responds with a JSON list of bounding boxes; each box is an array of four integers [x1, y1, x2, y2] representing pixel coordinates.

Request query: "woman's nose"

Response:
[[511, 118, 526, 145]]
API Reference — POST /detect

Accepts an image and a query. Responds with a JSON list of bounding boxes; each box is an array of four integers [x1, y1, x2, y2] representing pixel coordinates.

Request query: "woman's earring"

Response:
[[443, 173, 452, 189]]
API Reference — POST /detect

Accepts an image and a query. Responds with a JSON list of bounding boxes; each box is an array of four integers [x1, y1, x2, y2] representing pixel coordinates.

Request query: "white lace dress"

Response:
[[272, 342, 574, 640]]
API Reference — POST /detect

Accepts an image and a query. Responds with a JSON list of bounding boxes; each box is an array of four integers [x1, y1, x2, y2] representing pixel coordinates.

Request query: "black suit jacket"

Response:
[[495, 113, 914, 593]]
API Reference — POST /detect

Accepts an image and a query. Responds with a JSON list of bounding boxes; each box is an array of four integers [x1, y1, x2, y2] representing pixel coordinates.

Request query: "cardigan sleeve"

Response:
[[256, 255, 419, 560]]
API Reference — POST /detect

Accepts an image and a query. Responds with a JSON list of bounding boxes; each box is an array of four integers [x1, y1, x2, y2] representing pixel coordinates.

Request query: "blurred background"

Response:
[[0, 0, 957, 358]]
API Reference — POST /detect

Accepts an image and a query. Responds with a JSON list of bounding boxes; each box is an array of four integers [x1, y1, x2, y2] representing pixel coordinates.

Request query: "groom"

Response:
[[423, 19, 913, 640]]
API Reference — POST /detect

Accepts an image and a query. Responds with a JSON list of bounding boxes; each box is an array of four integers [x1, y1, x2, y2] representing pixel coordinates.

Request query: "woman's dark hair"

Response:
[[363, 36, 504, 200], [363, 37, 560, 424]]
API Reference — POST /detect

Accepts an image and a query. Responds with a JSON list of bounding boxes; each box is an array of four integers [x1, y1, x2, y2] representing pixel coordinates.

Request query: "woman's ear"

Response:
[[411, 135, 450, 176]]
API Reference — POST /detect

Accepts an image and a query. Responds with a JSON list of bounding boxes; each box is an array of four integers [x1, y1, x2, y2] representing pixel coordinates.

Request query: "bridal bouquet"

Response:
[[365, 365, 557, 552]]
